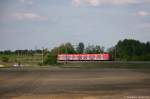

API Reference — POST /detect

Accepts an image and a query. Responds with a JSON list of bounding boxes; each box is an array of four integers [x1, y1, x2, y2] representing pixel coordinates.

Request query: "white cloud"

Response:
[[86, 0, 100, 6], [72, 0, 82, 7], [135, 22, 150, 29], [13, 13, 47, 21], [18, 0, 33, 5], [136, 11, 150, 17], [141, 23, 150, 28], [72, 0, 150, 7]]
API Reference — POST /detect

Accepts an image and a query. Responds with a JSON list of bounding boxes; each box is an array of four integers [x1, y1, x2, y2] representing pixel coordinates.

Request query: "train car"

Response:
[[57, 53, 111, 61]]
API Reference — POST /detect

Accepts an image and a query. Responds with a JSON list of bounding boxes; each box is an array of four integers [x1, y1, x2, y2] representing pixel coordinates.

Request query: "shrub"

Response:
[[1, 56, 9, 62], [44, 52, 57, 65]]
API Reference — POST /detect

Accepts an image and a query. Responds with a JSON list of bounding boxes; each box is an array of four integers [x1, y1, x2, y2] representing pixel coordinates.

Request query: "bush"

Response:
[[1, 56, 9, 62], [44, 52, 57, 65], [38, 62, 43, 66]]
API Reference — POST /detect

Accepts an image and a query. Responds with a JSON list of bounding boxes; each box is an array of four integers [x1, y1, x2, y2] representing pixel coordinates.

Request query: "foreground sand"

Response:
[[0, 68, 150, 99]]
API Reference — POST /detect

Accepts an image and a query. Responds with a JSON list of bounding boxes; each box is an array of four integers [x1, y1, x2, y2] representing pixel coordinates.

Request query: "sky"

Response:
[[0, 0, 150, 50]]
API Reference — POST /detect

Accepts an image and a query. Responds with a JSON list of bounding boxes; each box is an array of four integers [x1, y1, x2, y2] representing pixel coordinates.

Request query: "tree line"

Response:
[[108, 39, 150, 61], [45, 39, 150, 64], [44, 42, 105, 64], [0, 49, 43, 56], [1, 39, 150, 64]]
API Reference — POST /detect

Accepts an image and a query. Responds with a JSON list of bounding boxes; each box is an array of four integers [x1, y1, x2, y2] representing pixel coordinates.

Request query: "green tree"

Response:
[[44, 52, 57, 64], [65, 43, 75, 54], [44, 42, 76, 64], [107, 46, 115, 60], [76, 42, 84, 54], [95, 45, 104, 53], [108, 39, 150, 61], [85, 45, 104, 54], [85, 45, 95, 54]]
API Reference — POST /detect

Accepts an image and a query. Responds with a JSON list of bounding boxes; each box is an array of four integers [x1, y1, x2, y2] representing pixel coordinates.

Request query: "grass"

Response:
[[1, 54, 150, 69], [0, 54, 43, 67], [58, 61, 150, 69]]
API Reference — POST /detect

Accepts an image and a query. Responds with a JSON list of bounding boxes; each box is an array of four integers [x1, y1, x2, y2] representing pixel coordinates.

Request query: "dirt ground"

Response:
[[0, 68, 150, 99]]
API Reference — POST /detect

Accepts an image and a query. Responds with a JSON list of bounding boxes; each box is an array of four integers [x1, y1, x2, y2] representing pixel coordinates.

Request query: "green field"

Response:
[[58, 62, 150, 69], [0, 53, 43, 66], [1, 53, 150, 69]]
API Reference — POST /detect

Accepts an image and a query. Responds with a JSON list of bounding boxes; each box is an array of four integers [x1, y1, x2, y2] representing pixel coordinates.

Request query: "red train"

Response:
[[57, 53, 111, 61]]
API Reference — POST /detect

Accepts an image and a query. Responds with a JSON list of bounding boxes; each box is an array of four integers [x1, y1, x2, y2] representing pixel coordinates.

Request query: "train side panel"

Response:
[[57, 54, 110, 61]]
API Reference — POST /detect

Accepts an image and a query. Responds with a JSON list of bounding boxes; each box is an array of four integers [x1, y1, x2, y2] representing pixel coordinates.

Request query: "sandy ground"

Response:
[[0, 68, 150, 99]]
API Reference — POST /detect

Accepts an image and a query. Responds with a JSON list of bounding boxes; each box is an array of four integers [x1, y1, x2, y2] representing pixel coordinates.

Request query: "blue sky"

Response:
[[0, 0, 150, 50]]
